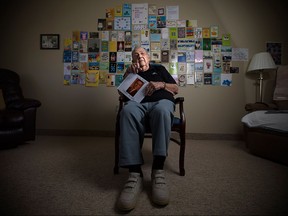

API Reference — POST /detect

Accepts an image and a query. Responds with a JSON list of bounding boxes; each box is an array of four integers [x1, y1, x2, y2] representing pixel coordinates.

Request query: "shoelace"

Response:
[[124, 177, 138, 190], [154, 174, 166, 185]]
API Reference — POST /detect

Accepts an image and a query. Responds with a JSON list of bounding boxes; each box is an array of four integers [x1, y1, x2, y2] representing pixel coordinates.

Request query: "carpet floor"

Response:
[[0, 136, 288, 215]]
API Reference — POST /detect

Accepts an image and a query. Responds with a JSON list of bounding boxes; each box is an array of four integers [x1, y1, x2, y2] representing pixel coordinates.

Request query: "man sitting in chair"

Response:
[[116, 46, 178, 211]]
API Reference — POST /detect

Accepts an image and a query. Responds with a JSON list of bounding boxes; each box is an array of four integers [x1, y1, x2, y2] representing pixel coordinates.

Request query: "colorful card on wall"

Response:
[[106, 8, 115, 18], [98, 19, 106, 31], [221, 74, 232, 86], [132, 3, 148, 25], [169, 62, 178, 75], [114, 17, 131, 30], [203, 38, 211, 51], [101, 41, 109, 52], [156, 16, 166, 28], [88, 38, 100, 52], [63, 3, 238, 88], [212, 73, 221, 86], [117, 62, 125, 73], [202, 28, 210, 38], [123, 3, 132, 16], [148, 16, 157, 29], [161, 50, 169, 63], [89, 32, 99, 38], [204, 73, 212, 85], [64, 38, 72, 50], [177, 27, 185, 38], [222, 34, 231, 46], [150, 29, 161, 41], [204, 59, 213, 73], [63, 50, 72, 62], [169, 27, 177, 39], [186, 19, 197, 27], [72, 31, 80, 42], [166, 20, 177, 27], [106, 18, 114, 30], [115, 5, 122, 16], [210, 25, 218, 38], [86, 70, 99, 87], [148, 4, 157, 15], [115, 74, 123, 86], [109, 62, 117, 73], [106, 74, 115, 86], [99, 71, 107, 84]]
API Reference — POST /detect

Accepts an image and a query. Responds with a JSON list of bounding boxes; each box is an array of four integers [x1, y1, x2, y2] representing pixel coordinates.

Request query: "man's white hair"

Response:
[[132, 45, 148, 55]]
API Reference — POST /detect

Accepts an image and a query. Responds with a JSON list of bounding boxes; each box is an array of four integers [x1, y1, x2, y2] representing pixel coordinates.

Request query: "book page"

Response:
[[117, 73, 149, 103]]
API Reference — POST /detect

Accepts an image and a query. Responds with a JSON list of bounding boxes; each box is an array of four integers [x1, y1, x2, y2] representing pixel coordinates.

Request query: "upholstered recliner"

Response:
[[0, 69, 41, 149]]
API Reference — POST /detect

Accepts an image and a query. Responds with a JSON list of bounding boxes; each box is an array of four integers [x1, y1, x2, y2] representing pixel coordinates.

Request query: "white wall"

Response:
[[1, 0, 287, 136]]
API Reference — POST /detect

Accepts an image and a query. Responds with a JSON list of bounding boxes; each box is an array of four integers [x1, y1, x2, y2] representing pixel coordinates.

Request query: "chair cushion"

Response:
[[0, 110, 24, 128], [173, 117, 181, 125]]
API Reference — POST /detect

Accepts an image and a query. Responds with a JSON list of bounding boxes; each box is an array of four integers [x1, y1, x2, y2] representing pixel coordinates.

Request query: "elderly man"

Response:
[[116, 46, 178, 211]]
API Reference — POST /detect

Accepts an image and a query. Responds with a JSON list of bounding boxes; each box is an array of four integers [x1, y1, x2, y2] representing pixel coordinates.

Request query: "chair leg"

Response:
[[114, 122, 120, 174], [114, 137, 119, 174], [179, 132, 186, 176]]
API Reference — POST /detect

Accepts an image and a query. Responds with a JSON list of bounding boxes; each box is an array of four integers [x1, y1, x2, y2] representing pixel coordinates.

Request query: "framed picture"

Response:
[[40, 34, 60, 49]]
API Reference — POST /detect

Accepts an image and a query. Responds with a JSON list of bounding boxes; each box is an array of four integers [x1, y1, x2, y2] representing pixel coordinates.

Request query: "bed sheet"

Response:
[[241, 110, 288, 133]]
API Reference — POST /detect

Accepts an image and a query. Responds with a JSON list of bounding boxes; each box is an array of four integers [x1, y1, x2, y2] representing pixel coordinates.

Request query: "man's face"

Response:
[[132, 48, 150, 68]]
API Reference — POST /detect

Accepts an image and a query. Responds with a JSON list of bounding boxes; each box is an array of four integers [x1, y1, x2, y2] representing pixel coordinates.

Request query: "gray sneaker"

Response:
[[117, 172, 143, 211], [151, 169, 170, 206]]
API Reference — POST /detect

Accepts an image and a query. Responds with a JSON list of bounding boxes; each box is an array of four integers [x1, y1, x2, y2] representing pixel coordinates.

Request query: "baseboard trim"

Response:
[[185, 133, 243, 140], [36, 129, 114, 137], [37, 129, 243, 140]]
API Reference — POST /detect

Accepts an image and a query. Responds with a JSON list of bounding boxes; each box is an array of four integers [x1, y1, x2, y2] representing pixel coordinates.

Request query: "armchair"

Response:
[[0, 69, 41, 149], [114, 96, 186, 176]]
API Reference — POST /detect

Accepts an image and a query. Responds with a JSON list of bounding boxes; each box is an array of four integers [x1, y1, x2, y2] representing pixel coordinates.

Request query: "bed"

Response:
[[241, 110, 288, 165], [241, 65, 288, 166]]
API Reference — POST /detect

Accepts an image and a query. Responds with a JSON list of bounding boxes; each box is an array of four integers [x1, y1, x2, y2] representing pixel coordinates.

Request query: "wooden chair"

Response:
[[114, 97, 186, 176]]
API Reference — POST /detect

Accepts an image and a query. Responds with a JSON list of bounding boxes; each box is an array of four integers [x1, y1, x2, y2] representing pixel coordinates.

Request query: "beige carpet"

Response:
[[0, 136, 288, 215]]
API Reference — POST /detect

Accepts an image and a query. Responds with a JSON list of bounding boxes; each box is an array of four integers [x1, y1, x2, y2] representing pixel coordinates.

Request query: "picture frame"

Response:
[[40, 34, 60, 49]]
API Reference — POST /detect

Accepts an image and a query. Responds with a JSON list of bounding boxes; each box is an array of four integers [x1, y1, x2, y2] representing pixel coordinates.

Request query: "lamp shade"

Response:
[[247, 52, 277, 72]]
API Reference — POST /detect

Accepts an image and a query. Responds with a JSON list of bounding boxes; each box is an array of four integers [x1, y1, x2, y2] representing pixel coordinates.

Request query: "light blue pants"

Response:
[[119, 99, 175, 167]]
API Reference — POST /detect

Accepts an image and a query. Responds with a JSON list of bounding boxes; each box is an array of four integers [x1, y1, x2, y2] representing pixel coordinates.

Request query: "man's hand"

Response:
[[127, 62, 141, 74], [123, 63, 140, 79], [145, 82, 165, 96]]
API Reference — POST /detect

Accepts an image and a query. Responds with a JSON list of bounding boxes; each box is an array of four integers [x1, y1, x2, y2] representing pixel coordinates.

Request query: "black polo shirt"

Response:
[[137, 64, 176, 103]]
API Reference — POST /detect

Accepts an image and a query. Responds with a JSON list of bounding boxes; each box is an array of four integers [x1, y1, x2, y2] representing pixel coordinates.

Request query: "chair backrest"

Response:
[[0, 69, 24, 106], [0, 89, 5, 110], [273, 65, 288, 109]]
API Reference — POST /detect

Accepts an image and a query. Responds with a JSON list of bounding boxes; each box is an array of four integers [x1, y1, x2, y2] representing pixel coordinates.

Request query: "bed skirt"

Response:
[[243, 125, 288, 166]]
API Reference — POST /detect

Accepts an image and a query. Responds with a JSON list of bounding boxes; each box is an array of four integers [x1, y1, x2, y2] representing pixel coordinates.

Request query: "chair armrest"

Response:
[[175, 97, 184, 104], [245, 102, 278, 112], [175, 97, 185, 124], [7, 98, 41, 110]]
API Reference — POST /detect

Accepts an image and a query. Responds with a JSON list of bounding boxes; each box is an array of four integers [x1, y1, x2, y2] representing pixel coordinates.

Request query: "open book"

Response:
[[117, 73, 149, 103]]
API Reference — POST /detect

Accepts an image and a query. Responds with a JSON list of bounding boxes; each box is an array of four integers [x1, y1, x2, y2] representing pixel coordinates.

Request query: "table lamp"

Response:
[[247, 52, 277, 102]]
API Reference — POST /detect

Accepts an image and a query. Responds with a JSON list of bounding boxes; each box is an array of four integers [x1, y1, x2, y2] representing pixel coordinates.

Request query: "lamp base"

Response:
[[258, 70, 264, 103]]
